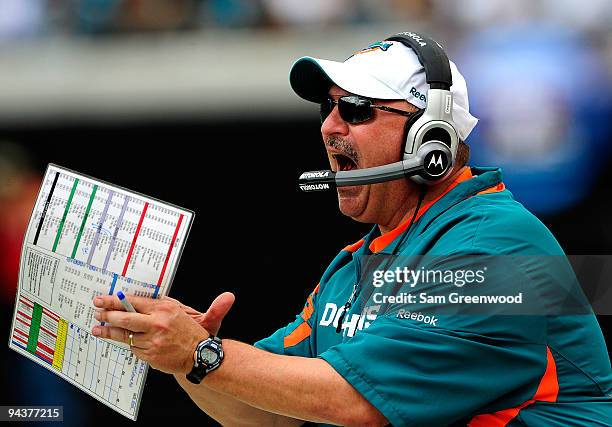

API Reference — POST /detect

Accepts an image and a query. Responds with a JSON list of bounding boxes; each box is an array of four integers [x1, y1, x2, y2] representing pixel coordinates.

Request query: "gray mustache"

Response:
[[325, 136, 359, 163]]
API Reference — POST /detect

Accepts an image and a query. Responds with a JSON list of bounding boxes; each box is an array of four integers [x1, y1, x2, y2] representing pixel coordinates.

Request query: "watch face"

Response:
[[200, 347, 218, 365]]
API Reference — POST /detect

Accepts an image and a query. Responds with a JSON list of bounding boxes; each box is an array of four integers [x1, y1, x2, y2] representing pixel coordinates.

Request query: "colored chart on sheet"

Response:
[[8, 164, 194, 420]]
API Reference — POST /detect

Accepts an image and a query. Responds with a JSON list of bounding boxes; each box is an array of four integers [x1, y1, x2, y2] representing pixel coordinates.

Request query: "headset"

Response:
[[299, 31, 460, 192]]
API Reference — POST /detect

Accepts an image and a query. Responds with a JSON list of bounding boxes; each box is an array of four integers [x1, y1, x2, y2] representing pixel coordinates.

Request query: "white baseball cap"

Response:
[[289, 40, 478, 141]]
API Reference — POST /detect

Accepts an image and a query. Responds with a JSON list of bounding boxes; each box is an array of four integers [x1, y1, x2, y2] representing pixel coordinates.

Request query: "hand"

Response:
[[164, 292, 235, 336], [91, 295, 209, 375]]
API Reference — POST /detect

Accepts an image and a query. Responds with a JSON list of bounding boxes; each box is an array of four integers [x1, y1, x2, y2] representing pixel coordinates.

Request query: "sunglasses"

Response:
[[320, 95, 421, 124]]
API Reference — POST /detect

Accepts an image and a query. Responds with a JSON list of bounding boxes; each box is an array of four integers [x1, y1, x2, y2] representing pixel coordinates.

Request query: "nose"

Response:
[[321, 102, 349, 139]]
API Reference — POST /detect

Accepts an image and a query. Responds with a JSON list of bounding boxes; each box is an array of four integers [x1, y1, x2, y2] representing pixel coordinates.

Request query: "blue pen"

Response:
[[117, 291, 137, 313]]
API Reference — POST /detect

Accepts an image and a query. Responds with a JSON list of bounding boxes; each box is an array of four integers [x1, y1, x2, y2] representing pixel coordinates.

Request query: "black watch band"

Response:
[[186, 336, 223, 384]]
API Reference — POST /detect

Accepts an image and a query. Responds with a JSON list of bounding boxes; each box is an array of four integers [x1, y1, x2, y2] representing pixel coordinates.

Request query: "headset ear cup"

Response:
[[401, 109, 425, 155]]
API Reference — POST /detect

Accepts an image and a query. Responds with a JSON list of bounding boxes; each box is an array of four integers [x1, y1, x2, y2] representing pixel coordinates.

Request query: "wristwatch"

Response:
[[186, 335, 224, 384]]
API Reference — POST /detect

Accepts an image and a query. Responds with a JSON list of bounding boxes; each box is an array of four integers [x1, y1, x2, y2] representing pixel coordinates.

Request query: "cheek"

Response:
[[363, 133, 405, 165]]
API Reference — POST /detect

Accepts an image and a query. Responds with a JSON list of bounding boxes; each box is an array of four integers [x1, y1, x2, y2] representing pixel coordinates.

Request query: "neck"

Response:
[[377, 166, 468, 235]]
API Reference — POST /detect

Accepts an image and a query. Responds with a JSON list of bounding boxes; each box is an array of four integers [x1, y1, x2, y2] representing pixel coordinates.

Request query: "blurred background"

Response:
[[0, 1, 611, 426]]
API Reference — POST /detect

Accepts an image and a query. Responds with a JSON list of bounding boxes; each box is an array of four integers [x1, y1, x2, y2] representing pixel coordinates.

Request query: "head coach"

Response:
[[90, 32, 612, 426]]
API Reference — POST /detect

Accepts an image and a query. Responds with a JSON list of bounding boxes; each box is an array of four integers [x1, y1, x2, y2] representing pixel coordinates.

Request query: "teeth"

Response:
[[332, 153, 356, 171]]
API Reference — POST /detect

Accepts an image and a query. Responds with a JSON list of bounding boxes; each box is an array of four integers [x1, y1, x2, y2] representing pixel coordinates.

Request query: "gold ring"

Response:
[[128, 333, 134, 347]]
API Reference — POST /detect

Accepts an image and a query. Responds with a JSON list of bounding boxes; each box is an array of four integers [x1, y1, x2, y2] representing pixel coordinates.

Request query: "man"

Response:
[[91, 35, 612, 426]]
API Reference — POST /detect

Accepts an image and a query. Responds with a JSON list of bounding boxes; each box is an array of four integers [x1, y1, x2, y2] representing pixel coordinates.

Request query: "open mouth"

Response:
[[332, 153, 358, 171]]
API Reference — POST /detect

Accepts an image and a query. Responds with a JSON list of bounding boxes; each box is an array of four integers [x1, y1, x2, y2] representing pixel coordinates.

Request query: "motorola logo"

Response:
[[300, 183, 330, 191], [423, 150, 449, 177], [397, 32, 427, 47], [300, 171, 330, 179], [429, 154, 443, 169]]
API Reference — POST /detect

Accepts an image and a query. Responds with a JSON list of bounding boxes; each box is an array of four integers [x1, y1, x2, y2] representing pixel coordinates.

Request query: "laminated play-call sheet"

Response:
[[8, 164, 194, 420]]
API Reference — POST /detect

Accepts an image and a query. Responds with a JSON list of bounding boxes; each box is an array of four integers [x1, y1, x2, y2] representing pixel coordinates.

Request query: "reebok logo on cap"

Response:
[[410, 87, 427, 103]]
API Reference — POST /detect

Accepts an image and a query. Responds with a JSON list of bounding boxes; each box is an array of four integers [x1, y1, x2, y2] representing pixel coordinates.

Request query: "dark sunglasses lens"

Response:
[[338, 97, 373, 124], [320, 99, 334, 123]]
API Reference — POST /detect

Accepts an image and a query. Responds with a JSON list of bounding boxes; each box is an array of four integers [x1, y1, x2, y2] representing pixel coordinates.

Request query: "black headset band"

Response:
[[385, 33, 452, 91]]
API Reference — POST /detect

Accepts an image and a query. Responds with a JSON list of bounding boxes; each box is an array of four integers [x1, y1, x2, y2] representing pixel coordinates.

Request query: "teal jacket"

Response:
[[255, 167, 612, 426]]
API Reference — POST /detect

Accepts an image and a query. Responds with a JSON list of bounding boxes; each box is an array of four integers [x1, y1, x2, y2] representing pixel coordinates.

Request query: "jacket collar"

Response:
[[359, 167, 504, 255]]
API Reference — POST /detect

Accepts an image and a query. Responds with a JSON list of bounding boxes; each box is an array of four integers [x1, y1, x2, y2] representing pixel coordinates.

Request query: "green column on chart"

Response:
[[72, 184, 98, 258], [26, 303, 43, 354], [53, 178, 79, 252]]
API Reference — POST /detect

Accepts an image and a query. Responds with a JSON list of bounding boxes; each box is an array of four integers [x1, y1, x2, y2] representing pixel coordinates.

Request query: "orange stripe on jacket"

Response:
[[283, 322, 312, 348], [284, 284, 320, 348], [477, 182, 506, 196], [468, 347, 559, 427], [343, 239, 365, 253]]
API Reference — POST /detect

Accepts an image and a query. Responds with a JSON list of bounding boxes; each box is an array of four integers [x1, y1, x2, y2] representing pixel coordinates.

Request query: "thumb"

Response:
[[202, 292, 235, 336]]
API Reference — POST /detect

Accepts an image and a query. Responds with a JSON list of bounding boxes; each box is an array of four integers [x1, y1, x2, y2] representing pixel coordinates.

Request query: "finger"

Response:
[[202, 292, 235, 335], [93, 294, 157, 314], [94, 310, 151, 333], [91, 325, 147, 349]]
